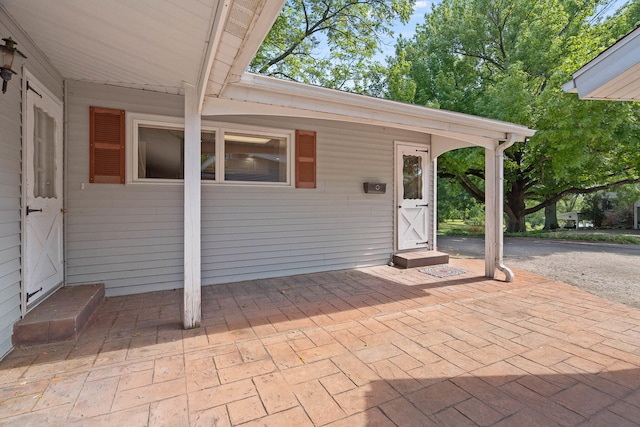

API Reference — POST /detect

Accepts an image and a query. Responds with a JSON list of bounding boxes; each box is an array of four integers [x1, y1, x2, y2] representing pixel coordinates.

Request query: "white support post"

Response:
[[431, 156, 438, 250], [183, 83, 201, 329], [485, 147, 497, 278]]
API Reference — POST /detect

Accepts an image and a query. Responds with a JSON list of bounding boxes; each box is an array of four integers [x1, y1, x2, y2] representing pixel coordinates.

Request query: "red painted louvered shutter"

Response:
[[90, 106, 125, 184], [295, 130, 316, 188]]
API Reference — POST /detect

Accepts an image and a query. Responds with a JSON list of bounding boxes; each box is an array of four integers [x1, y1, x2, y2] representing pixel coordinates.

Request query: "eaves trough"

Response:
[[205, 73, 536, 150]]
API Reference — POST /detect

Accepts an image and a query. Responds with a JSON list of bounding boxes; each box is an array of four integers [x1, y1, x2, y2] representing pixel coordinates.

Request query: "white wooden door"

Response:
[[23, 74, 64, 308], [396, 143, 430, 250]]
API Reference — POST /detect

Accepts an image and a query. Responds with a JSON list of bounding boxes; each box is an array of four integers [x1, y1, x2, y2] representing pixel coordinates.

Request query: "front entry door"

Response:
[[396, 143, 430, 250], [23, 73, 64, 308]]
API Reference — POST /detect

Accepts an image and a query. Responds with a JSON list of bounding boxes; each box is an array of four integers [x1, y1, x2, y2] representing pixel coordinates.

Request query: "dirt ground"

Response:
[[438, 232, 640, 309]]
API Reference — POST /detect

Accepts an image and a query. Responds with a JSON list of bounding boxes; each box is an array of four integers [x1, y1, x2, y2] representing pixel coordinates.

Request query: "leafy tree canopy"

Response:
[[250, 0, 415, 91], [388, 0, 640, 231]]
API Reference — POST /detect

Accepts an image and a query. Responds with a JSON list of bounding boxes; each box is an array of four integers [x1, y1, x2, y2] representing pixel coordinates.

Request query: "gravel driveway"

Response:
[[437, 234, 640, 309]]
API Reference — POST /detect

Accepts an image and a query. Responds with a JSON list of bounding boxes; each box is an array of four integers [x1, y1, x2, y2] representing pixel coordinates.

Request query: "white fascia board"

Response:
[[204, 97, 495, 148], [223, 1, 287, 86], [206, 73, 535, 145], [564, 26, 640, 100], [197, 0, 232, 111]]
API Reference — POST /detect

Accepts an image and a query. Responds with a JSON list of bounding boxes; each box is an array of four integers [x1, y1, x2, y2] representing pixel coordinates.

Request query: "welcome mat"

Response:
[[419, 265, 466, 278]]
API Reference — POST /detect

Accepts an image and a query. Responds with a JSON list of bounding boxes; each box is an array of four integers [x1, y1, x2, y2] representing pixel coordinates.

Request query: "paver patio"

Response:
[[1, 258, 640, 426]]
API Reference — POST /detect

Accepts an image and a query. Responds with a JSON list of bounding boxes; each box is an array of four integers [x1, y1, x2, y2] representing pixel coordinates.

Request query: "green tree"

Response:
[[390, 0, 640, 231], [250, 0, 415, 90], [437, 178, 483, 222]]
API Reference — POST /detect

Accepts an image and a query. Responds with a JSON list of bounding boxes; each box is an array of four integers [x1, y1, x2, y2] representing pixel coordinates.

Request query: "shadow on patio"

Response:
[[1, 258, 640, 425], [359, 370, 640, 426]]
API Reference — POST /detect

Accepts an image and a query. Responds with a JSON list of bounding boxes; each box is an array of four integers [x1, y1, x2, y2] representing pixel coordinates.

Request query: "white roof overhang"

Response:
[[2, 1, 535, 148], [205, 73, 536, 149], [1, 0, 284, 103], [563, 26, 640, 101]]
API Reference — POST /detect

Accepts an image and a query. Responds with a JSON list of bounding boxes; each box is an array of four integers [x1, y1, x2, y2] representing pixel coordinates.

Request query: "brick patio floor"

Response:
[[2, 258, 640, 426]]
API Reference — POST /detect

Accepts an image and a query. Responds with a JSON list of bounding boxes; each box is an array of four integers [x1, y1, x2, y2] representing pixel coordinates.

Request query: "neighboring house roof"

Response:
[[2, 0, 535, 144], [563, 26, 640, 100]]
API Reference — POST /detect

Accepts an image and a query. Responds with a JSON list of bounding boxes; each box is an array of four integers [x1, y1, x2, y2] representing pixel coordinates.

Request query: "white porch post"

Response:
[[484, 147, 497, 278], [183, 83, 201, 329], [431, 156, 438, 250]]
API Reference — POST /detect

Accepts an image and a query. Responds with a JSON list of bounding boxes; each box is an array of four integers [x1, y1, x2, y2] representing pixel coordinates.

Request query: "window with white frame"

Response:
[[127, 113, 293, 185]]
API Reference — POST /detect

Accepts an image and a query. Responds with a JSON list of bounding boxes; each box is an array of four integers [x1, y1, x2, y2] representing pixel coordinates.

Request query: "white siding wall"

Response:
[[0, 57, 22, 358], [65, 82, 430, 296], [0, 9, 63, 358], [66, 81, 185, 296]]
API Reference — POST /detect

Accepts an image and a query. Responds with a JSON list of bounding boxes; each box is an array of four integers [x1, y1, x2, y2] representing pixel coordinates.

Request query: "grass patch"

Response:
[[505, 229, 640, 244], [438, 220, 484, 236], [440, 221, 640, 244]]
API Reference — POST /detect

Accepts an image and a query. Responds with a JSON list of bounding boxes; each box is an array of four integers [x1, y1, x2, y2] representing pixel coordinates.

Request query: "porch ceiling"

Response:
[[1, 0, 284, 97]]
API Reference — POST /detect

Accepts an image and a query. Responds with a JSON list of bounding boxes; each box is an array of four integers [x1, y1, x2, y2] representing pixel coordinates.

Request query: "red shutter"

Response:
[[90, 106, 125, 184], [296, 130, 316, 188]]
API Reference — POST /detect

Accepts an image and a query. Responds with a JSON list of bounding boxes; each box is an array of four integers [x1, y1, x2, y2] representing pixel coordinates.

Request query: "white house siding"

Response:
[[200, 115, 429, 285], [0, 9, 63, 358], [65, 82, 430, 296], [0, 62, 22, 358], [65, 81, 185, 296]]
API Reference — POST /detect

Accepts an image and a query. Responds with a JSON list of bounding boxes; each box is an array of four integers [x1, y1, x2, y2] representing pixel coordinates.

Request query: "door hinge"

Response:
[[26, 287, 43, 303], [27, 81, 43, 98], [26, 206, 43, 215]]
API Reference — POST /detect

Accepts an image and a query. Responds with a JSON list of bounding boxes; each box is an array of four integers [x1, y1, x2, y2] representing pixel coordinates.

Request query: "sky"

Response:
[[376, 0, 436, 60]]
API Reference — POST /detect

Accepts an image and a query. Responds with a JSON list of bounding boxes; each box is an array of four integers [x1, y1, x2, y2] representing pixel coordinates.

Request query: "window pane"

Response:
[[403, 154, 422, 200], [200, 131, 216, 180], [33, 106, 56, 198], [224, 132, 287, 182], [138, 126, 183, 179], [138, 126, 216, 180]]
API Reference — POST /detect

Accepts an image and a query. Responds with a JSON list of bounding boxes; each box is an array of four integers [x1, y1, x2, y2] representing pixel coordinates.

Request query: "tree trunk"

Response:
[[505, 182, 527, 232], [506, 214, 527, 232], [544, 202, 559, 230]]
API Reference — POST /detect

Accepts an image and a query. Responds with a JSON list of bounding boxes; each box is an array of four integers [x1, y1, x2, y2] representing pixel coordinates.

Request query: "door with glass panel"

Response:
[[396, 143, 430, 250], [23, 73, 64, 308]]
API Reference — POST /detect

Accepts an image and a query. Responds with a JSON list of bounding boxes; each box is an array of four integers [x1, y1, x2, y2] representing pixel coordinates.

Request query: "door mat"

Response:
[[419, 266, 466, 278]]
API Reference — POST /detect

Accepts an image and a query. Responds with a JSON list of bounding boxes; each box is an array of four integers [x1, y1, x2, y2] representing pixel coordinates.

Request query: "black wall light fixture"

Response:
[[1, 37, 26, 94]]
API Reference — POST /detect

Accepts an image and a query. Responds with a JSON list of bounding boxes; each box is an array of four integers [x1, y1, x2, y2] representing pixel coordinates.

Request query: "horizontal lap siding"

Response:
[[0, 11, 63, 358], [65, 81, 185, 296], [0, 85, 21, 357], [65, 83, 429, 296], [199, 116, 427, 285]]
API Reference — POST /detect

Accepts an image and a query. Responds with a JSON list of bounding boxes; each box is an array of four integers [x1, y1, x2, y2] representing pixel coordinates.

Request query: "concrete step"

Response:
[[13, 284, 105, 347], [393, 251, 450, 269]]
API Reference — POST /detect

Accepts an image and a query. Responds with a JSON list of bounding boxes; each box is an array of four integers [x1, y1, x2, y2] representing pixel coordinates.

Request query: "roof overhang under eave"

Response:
[[201, 0, 286, 105], [203, 73, 536, 149], [1, 0, 224, 95], [563, 26, 640, 101], [0, 0, 286, 107]]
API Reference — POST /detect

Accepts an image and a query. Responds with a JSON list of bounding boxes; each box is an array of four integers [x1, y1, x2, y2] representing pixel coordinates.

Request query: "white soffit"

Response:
[[563, 26, 640, 101], [204, 0, 285, 97], [207, 73, 536, 146], [2, 0, 218, 94]]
